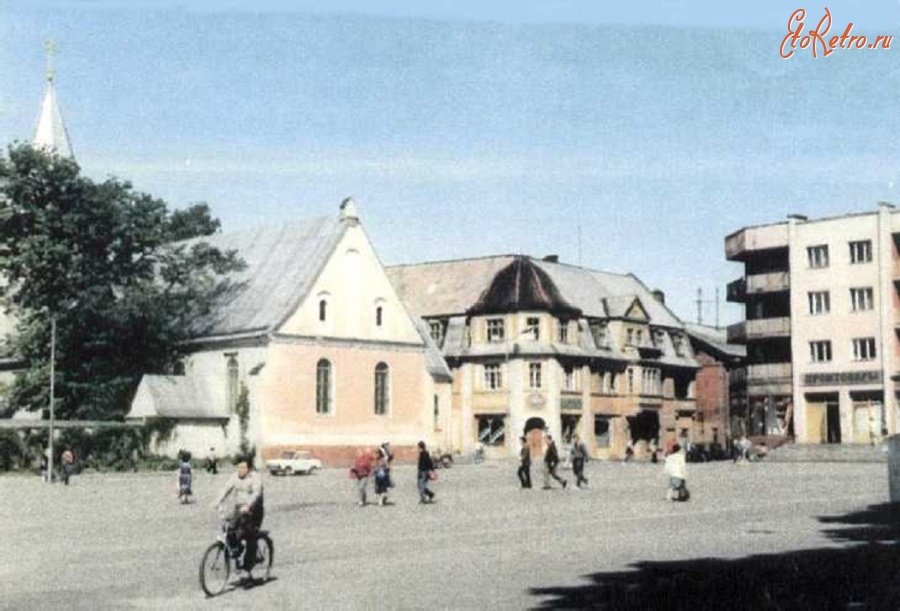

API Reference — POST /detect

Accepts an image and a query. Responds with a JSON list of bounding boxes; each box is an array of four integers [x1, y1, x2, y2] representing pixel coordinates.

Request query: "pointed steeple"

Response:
[[33, 40, 74, 159]]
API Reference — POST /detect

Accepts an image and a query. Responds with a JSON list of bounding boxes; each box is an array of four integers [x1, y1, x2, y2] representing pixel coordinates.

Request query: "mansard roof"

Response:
[[467, 256, 582, 318], [386, 256, 685, 329], [184, 214, 347, 339]]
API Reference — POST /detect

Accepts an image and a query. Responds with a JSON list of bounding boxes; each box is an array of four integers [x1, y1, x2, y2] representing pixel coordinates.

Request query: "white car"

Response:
[[266, 450, 323, 476]]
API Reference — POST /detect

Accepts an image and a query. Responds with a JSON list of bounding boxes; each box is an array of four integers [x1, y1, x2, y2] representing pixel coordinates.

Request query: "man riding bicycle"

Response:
[[213, 456, 264, 573]]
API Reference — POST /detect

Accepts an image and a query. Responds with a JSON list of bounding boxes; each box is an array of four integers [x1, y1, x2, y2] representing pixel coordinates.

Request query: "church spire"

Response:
[[33, 40, 74, 159]]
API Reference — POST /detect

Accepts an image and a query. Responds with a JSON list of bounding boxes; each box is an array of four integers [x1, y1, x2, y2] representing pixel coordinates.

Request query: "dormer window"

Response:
[[635, 329, 643, 347], [429, 320, 445, 346], [626, 329, 634, 346], [486, 318, 505, 343], [590, 321, 609, 349]]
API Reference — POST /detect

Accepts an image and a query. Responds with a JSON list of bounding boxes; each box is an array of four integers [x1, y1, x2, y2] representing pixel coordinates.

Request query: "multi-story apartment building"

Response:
[[726, 203, 899, 445], [387, 255, 699, 459]]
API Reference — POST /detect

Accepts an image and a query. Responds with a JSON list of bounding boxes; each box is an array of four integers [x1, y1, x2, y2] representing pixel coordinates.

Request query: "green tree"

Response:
[[0, 144, 244, 420]]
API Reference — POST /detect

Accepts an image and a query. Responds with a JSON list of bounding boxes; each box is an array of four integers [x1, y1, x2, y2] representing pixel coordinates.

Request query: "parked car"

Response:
[[266, 450, 323, 476]]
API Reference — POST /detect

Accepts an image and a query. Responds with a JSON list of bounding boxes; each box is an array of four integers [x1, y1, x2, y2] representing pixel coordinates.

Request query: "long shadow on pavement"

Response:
[[529, 503, 900, 610]]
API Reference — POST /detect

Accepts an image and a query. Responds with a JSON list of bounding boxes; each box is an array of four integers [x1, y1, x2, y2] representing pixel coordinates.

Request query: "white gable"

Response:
[[278, 224, 423, 344]]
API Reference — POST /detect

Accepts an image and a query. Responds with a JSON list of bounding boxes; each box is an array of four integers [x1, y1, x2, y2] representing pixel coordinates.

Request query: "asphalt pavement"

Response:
[[0, 458, 893, 610]]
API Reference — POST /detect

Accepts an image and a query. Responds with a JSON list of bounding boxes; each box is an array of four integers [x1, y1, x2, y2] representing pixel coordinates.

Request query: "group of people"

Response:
[[517, 432, 590, 491], [350, 441, 438, 506], [39, 447, 76, 484]]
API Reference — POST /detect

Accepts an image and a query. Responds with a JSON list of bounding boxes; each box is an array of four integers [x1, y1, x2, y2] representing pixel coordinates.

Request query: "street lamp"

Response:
[[46, 300, 75, 484], [46, 315, 56, 483]]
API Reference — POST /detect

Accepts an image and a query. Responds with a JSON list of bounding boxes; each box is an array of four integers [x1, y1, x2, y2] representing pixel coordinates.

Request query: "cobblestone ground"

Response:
[[0, 459, 892, 610]]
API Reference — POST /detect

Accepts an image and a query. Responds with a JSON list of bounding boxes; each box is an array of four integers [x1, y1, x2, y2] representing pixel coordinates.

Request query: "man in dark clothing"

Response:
[[570, 433, 589, 488], [517, 436, 532, 488], [542, 433, 567, 490]]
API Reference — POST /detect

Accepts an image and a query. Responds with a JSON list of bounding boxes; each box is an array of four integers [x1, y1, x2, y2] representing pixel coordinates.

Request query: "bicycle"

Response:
[[199, 514, 274, 597]]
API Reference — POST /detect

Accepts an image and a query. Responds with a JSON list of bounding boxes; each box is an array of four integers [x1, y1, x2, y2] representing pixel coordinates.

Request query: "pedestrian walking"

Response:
[[664, 443, 689, 501], [542, 433, 567, 490], [176, 450, 193, 504], [374, 446, 392, 506], [570, 433, 589, 488], [206, 446, 218, 474], [379, 442, 395, 489], [351, 448, 374, 506], [517, 436, 532, 489], [60, 448, 75, 485], [417, 441, 436, 504]]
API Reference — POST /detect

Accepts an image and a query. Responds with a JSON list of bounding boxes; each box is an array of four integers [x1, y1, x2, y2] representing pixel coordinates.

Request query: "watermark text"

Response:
[[780, 8, 892, 59]]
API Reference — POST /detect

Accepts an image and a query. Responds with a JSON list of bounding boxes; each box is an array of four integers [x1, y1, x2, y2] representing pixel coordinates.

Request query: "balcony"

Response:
[[725, 224, 789, 261], [726, 317, 791, 344], [727, 278, 746, 302]]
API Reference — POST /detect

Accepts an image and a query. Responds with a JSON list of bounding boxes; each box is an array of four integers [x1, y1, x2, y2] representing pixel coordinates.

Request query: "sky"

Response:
[[1, 1, 899, 327]]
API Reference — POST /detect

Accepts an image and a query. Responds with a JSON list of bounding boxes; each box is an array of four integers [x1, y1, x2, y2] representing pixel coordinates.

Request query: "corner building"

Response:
[[387, 256, 699, 459], [726, 203, 900, 444]]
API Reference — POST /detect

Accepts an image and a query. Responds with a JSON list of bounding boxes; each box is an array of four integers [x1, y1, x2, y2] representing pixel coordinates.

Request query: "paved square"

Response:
[[1, 459, 891, 609]]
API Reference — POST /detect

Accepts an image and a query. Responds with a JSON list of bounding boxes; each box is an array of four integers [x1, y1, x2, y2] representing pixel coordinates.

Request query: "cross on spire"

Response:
[[44, 39, 57, 82]]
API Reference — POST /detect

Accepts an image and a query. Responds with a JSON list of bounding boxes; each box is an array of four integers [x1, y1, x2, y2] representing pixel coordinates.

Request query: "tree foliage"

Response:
[[0, 144, 244, 420]]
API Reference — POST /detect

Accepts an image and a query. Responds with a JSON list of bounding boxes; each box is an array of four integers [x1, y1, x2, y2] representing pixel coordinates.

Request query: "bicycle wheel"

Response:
[[199, 541, 230, 597], [254, 534, 274, 582]]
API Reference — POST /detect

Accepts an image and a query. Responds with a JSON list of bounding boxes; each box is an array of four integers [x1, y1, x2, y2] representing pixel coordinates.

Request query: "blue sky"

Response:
[[2, 1, 899, 325]]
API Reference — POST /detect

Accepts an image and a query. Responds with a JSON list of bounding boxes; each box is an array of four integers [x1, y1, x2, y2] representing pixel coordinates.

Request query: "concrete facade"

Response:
[[726, 203, 900, 445]]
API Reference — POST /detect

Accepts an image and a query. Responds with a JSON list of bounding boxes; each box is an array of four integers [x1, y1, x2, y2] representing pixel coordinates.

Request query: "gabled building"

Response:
[[128, 200, 453, 463], [387, 255, 699, 459]]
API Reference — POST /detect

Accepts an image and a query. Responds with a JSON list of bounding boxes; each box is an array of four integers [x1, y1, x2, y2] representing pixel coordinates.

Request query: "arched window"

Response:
[[316, 359, 332, 414], [226, 354, 239, 414], [374, 362, 389, 415]]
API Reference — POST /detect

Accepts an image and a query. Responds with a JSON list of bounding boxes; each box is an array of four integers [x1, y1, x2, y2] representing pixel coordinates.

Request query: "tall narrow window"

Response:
[[318, 299, 327, 322], [486, 318, 505, 343], [529, 362, 542, 389], [433, 395, 440, 430], [226, 355, 239, 414], [316, 359, 332, 414], [809, 341, 832, 363], [626, 367, 635, 394], [807, 245, 829, 268], [374, 362, 389, 415], [375, 305, 383, 327], [850, 287, 874, 312], [484, 363, 503, 390], [558, 321, 569, 344], [808, 291, 830, 315], [849, 240, 872, 264]]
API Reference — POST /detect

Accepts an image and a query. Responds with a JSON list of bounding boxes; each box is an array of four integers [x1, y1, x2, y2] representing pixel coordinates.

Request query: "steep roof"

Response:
[[467, 256, 582, 318], [33, 79, 74, 159], [387, 256, 686, 329], [186, 215, 347, 339]]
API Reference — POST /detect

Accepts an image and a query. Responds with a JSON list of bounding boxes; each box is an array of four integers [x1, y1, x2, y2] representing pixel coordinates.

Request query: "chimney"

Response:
[[651, 289, 665, 304], [542, 255, 559, 263]]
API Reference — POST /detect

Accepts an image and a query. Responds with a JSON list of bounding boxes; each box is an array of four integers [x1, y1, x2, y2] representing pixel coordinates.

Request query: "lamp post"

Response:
[[47, 315, 56, 484]]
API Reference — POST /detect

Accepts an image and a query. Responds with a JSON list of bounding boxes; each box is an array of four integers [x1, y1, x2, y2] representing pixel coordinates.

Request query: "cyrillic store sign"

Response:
[[802, 370, 882, 387]]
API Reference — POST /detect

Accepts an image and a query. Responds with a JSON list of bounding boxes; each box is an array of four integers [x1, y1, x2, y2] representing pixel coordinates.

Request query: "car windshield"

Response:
[[280, 451, 294, 459]]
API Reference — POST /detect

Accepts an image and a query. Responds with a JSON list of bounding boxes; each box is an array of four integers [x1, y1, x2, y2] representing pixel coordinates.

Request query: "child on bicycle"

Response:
[[213, 456, 264, 572]]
